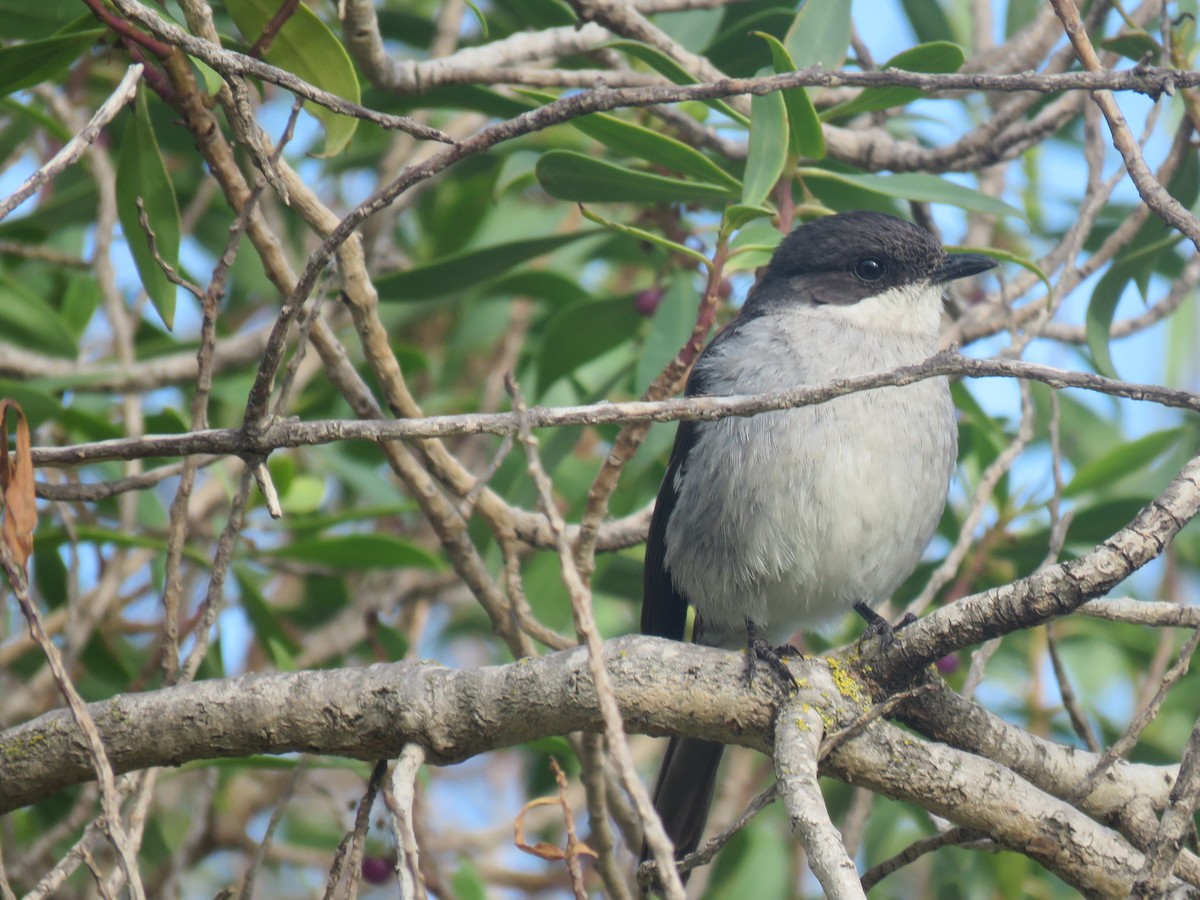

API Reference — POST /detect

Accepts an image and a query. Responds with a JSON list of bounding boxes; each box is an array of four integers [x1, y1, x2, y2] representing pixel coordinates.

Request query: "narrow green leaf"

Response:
[[721, 204, 775, 233], [755, 32, 824, 160], [0, 379, 61, 429], [376, 231, 601, 301], [0, 0, 82, 40], [463, 0, 489, 39], [580, 206, 712, 269], [784, 0, 851, 69], [1063, 427, 1187, 498], [726, 219, 783, 272], [822, 41, 966, 120], [795, 168, 1023, 219], [0, 29, 102, 98], [537, 296, 643, 393], [655, 6, 724, 53], [637, 275, 697, 392], [486, 270, 590, 305], [604, 40, 750, 125], [536, 150, 737, 204], [265, 534, 444, 570], [1005, 0, 1042, 37], [235, 566, 299, 671], [567, 110, 741, 190], [226, 0, 360, 156], [742, 90, 788, 207], [1100, 33, 1161, 64], [705, 8, 796, 77], [1084, 265, 1128, 379], [116, 91, 181, 329], [947, 245, 1046, 297], [900, 0, 956, 44], [0, 273, 77, 358]]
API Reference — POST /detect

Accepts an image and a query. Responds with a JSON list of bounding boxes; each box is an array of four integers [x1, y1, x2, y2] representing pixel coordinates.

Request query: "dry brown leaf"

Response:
[[0, 399, 36, 572]]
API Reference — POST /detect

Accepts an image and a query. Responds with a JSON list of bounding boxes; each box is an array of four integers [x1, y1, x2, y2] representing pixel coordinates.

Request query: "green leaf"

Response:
[[264, 534, 444, 570], [580, 206, 712, 269], [726, 219, 782, 271], [1084, 264, 1128, 379], [450, 861, 488, 900], [0, 379, 61, 429], [948, 244, 1047, 297], [795, 168, 1023, 219], [279, 475, 327, 516], [637, 275, 697, 392], [822, 41, 966, 120], [784, 0, 851, 69], [654, 6, 724, 53], [535, 150, 738, 204], [1100, 32, 1161, 64], [376, 231, 601, 301], [705, 8, 795, 77], [721, 204, 775, 232], [60, 273, 100, 338], [565, 108, 741, 190], [225, 0, 360, 156], [604, 40, 749, 125], [755, 32, 825, 160], [485, 270, 590, 305], [1063, 427, 1187, 498], [0, 0, 83, 39], [900, 0, 956, 44], [1086, 151, 1199, 377], [537, 296, 643, 393], [116, 91, 181, 329], [463, 0, 489, 39], [0, 273, 77, 358], [1005, 0, 1042, 37], [742, 89, 788, 206], [235, 566, 299, 670], [0, 28, 102, 98]]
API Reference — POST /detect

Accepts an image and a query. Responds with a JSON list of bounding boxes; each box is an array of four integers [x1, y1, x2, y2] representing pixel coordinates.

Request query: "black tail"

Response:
[[640, 736, 726, 877]]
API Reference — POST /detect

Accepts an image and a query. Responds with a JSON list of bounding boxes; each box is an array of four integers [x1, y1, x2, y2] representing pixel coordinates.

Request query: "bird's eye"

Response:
[[854, 257, 885, 281]]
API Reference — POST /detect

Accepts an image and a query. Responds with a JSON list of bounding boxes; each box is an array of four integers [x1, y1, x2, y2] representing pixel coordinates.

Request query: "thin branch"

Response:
[[774, 694, 864, 898], [1052, 0, 1200, 250], [105, 0, 452, 142], [0, 549, 146, 899], [860, 827, 990, 891], [30, 352, 1200, 467], [388, 745, 428, 900], [0, 65, 143, 222], [507, 375, 686, 899]]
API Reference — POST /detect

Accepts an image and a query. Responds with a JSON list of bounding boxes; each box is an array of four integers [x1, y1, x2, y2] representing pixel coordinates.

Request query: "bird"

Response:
[[640, 210, 996, 870]]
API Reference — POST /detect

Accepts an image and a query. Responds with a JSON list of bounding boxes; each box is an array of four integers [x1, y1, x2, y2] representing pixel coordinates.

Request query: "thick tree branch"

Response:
[[3, 638, 1183, 895]]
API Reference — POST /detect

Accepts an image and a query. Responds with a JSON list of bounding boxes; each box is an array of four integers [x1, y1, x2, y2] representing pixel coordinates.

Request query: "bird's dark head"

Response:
[[746, 211, 996, 320]]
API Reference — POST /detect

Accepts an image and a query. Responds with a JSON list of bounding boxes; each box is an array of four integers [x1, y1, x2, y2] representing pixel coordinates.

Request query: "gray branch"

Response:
[[1, 637, 1185, 896]]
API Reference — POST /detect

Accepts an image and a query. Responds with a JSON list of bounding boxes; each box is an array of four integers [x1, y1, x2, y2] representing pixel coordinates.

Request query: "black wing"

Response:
[[641, 417, 699, 639], [640, 317, 750, 639]]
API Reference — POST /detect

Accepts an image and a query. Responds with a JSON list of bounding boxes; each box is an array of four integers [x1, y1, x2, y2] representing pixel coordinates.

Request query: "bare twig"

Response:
[[506, 375, 686, 899], [31, 352, 1200, 468], [0, 65, 143, 222], [774, 694, 864, 898], [389, 745, 429, 900]]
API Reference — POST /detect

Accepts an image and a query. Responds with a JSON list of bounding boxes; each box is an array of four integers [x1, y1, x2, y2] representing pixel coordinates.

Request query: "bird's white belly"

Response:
[[665, 379, 955, 648]]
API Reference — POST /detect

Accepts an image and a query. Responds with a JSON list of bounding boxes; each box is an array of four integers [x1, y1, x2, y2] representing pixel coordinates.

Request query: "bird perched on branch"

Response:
[[641, 210, 996, 870]]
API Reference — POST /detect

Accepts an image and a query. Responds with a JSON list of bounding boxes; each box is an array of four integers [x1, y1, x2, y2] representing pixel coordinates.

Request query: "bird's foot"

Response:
[[744, 617, 799, 690], [854, 602, 916, 649]]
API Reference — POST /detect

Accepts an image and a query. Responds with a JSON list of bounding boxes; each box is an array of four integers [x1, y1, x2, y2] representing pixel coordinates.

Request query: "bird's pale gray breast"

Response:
[[661, 307, 956, 647]]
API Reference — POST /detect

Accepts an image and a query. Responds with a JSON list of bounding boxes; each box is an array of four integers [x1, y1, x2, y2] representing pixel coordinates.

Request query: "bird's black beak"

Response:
[[931, 252, 997, 284]]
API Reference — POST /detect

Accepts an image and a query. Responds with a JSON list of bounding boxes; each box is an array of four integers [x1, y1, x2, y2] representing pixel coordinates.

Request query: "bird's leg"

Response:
[[744, 617, 799, 689], [854, 601, 917, 647]]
